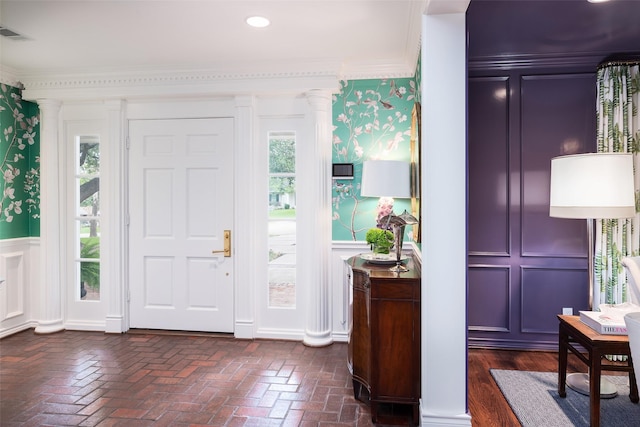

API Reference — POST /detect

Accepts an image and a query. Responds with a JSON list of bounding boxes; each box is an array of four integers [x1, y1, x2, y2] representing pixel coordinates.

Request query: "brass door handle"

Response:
[[212, 230, 231, 257]]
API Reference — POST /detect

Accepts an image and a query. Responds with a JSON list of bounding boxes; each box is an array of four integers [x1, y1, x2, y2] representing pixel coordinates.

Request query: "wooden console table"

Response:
[[347, 255, 421, 425], [557, 314, 638, 427]]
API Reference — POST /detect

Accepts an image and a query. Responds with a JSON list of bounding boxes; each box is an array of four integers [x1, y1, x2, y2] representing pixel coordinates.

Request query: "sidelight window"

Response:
[[268, 131, 296, 308], [75, 136, 100, 301]]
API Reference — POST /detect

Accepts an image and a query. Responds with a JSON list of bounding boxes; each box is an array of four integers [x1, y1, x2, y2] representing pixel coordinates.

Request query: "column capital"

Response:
[[305, 89, 332, 111], [36, 98, 62, 111]]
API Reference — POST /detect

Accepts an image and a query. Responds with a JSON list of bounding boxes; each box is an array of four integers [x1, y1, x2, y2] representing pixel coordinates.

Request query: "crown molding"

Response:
[[0, 65, 22, 89], [19, 67, 344, 101], [18, 58, 417, 101], [468, 52, 607, 72]]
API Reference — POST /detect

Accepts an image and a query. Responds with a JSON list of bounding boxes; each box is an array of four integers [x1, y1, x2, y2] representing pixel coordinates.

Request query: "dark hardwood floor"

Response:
[[468, 347, 587, 427]]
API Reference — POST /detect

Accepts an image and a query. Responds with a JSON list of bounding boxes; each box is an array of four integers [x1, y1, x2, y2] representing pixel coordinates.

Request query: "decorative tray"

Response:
[[360, 253, 409, 265]]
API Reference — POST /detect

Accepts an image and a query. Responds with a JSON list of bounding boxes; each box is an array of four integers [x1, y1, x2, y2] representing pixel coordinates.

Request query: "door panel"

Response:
[[129, 118, 234, 332]]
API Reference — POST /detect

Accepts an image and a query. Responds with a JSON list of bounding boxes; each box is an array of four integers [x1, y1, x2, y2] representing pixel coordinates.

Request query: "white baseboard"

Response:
[[64, 320, 106, 332], [233, 320, 254, 339], [420, 409, 472, 427], [0, 321, 37, 339]]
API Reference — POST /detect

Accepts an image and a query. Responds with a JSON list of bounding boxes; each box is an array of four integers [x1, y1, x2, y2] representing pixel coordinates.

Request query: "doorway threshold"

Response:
[[127, 329, 235, 339]]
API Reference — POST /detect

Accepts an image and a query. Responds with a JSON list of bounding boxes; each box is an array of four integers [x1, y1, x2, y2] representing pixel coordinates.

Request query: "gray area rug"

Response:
[[490, 369, 640, 426]]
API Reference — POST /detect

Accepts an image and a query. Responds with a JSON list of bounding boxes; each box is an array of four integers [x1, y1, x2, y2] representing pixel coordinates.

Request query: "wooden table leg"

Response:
[[589, 348, 601, 427], [558, 323, 568, 398]]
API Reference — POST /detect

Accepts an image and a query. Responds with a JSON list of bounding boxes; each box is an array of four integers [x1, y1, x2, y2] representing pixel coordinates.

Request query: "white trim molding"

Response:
[[20, 69, 342, 101]]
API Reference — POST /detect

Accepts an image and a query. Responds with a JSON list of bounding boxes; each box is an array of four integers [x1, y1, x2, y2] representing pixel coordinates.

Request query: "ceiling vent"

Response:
[[0, 26, 29, 41]]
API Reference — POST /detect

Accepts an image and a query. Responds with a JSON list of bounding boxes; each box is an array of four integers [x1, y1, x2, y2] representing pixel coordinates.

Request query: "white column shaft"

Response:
[[35, 99, 64, 334], [303, 89, 333, 347]]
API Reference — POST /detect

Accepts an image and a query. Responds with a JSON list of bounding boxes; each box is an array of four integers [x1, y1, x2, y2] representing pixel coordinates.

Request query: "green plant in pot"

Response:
[[365, 228, 394, 254]]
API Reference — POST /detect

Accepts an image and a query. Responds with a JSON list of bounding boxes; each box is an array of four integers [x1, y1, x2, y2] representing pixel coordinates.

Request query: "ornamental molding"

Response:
[[17, 59, 416, 100], [0, 65, 22, 88], [21, 68, 338, 90]]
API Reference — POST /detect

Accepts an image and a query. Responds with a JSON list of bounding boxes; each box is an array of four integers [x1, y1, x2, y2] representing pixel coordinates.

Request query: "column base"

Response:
[[34, 319, 64, 334], [303, 329, 333, 347]]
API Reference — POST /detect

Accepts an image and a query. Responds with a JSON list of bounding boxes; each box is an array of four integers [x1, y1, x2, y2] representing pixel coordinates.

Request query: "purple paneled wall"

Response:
[[468, 69, 596, 350], [466, 0, 640, 350]]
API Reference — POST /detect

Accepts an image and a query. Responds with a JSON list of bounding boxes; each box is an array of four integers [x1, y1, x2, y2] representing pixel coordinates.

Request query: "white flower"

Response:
[[12, 108, 24, 121], [23, 131, 36, 145], [3, 167, 15, 183], [4, 187, 15, 199]]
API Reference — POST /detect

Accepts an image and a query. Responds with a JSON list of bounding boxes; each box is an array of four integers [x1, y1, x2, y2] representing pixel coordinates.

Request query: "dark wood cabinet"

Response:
[[347, 255, 421, 425]]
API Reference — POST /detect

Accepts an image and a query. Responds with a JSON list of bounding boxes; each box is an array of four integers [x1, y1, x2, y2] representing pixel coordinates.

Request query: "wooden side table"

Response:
[[557, 315, 639, 427], [347, 255, 421, 425]]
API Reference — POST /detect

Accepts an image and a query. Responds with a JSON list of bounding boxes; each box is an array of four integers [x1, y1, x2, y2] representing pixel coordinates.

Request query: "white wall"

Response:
[[420, 8, 471, 427]]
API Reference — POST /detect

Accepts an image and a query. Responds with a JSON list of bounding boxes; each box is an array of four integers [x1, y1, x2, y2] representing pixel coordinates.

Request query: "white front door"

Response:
[[128, 118, 234, 332]]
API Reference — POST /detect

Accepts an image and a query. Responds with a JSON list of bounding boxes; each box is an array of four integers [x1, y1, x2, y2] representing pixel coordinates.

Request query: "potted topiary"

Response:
[[365, 228, 394, 254]]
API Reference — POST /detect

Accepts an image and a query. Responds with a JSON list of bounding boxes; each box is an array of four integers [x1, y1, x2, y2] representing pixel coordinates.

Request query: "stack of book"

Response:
[[579, 303, 640, 335]]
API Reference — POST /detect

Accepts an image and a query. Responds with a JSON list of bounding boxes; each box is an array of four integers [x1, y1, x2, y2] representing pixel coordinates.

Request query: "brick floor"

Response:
[[0, 330, 414, 426]]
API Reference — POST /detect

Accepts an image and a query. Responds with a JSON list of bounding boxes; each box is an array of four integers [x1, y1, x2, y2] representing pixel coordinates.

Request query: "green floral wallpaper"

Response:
[[0, 84, 40, 239], [0, 70, 420, 243], [331, 76, 419, 241]]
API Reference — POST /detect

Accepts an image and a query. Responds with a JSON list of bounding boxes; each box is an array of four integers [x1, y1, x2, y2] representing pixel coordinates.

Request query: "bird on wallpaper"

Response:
[[389, 80, 404, 98]]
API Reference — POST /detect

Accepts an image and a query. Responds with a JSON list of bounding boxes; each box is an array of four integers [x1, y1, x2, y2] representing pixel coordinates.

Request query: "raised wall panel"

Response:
[[521, 266, 588, 334], [468, 265, 510, 332], [520, 73, 595, 258], [468, 77, 510, 256], [0, 251, 25, 321]]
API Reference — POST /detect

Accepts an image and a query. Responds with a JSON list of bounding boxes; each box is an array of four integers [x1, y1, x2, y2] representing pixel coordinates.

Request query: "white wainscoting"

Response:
[[330, 242, 368, 342], [0, 237, 39, 337]]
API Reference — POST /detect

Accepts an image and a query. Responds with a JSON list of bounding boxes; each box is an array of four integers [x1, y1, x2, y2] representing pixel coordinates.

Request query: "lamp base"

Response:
[[566, 372, 618, 398]]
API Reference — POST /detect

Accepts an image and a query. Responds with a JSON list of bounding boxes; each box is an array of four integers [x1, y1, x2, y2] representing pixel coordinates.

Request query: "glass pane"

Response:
[[79, 177, 100, 216], [269, 137, 295, 174], [76, 135, 101, 303], [78, 219, 100, 301], [268, 133, 296, 308], [79, 219, 101, 243], [78, 137, 100, 175], [80, 260, 100, 301]]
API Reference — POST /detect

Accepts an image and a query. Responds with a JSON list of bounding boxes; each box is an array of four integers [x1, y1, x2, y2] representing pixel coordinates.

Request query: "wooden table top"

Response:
[[558, 314, 630, 344]]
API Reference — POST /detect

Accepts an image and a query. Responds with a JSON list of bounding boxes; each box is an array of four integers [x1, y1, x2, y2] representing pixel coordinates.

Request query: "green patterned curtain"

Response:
[[594, 61, 640, 308]]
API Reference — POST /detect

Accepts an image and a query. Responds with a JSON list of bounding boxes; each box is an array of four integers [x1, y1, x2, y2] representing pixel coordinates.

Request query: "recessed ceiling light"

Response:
[[587, 0, 610, 3], [246, 16, 270, 28]]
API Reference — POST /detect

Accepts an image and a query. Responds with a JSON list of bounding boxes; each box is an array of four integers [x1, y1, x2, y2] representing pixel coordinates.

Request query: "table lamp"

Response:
[[549, 152, 636, 397], [361, 160, 418, 272]]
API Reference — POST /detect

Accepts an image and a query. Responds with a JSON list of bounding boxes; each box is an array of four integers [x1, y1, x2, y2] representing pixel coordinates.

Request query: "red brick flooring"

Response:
[[0, 330, 413, 426]]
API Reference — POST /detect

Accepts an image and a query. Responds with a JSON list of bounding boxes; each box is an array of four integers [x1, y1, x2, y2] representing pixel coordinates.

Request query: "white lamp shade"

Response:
[[549, 153, 636, 219], [361, 160, 411, 198]]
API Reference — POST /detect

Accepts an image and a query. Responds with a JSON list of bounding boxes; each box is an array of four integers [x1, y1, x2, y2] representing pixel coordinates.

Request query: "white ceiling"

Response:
[[0, 0, 462, 85]]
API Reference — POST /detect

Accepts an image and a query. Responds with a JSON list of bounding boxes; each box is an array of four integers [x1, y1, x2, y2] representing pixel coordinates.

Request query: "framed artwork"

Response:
[[410, 102, 421, 243]]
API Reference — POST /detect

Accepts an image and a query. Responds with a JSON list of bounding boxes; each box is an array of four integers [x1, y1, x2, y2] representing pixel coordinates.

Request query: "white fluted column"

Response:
[[234, 95, 256, 339], [34, 99, 64, 334], [303, 89, 333, 347]]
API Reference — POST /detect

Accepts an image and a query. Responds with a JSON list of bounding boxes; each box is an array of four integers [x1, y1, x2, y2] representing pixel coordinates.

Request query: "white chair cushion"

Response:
[[625, 311, 640, 380], [621, 257, 640, 305]]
